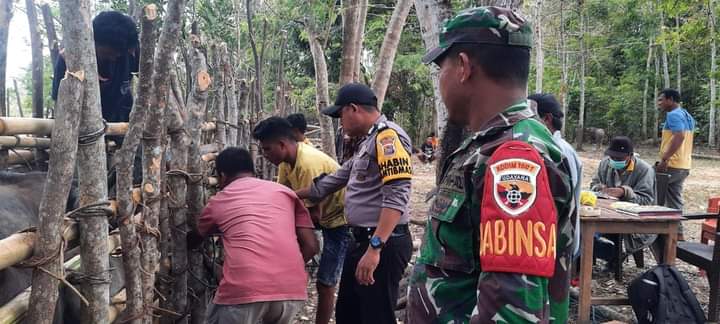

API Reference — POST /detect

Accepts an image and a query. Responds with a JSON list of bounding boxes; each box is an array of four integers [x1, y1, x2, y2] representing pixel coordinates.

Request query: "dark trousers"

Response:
[[665, 168, 690, 235], [594, 234, 619, 266], [335, 232, 412, 324]]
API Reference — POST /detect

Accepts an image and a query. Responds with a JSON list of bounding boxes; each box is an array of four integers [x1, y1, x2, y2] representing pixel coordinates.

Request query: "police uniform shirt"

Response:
[[309, 115, 413, 227]]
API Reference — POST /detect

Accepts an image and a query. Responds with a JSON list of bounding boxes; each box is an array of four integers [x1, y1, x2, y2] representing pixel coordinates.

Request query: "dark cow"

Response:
[[0, 171, 124, 323], [585, 127, 607, 149]]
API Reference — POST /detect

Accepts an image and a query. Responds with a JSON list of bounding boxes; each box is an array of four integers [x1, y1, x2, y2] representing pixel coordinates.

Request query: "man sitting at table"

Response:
[[590, 136, 657, 270]]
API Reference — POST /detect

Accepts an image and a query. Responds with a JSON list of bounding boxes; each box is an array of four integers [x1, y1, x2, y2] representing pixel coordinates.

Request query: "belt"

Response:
[[350, 224, 409, 242]]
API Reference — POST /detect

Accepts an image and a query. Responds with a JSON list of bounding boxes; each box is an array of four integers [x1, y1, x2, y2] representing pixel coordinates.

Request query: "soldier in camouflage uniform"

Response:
[[407, 7, 574, 324]]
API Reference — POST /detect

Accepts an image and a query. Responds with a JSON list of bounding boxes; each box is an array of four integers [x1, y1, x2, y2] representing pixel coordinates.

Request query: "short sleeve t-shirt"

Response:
[[277, 138, 313, 186], [197, 177, 314, 305], [278, 143, 346, 229], [661, 107, 695, 169]]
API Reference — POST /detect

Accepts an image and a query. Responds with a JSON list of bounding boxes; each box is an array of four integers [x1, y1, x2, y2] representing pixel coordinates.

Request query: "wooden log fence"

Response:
[[0, 3, 260, 324], [0, 233, 121, 323], [0, 191, 142, 274]]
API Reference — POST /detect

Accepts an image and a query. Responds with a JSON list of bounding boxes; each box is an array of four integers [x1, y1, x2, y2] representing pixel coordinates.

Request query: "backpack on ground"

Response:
[[627, 264, 705, 324]]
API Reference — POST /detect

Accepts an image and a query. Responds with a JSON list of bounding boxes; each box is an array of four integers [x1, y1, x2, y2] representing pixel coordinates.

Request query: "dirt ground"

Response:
[[295, 146, 719, 324]]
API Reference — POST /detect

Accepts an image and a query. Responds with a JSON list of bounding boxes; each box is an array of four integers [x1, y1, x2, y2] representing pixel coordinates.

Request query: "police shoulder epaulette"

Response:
[[376, 121, 389, 131]]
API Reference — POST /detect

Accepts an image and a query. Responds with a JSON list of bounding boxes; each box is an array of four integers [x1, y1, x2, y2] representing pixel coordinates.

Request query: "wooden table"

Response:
[[577, 199, 683, 323]]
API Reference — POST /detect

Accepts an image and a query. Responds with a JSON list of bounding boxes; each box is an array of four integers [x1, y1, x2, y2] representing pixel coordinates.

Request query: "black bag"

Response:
[[627, 264, 705, 324]]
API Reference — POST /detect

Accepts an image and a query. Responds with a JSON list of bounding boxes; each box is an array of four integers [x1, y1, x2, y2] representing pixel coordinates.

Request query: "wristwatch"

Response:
[[369, 236, 385, 250]]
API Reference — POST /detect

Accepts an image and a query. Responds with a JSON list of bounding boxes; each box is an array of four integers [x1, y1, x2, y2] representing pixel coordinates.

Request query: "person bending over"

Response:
[[194, 147, 318, 324]]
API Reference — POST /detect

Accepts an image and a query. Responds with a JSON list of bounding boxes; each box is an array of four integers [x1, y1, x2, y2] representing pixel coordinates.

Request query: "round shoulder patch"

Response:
[[490, 158, 541, 216]]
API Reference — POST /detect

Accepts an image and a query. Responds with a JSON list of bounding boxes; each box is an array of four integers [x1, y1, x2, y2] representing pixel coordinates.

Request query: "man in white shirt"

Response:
[[529, 93, 583, 257]]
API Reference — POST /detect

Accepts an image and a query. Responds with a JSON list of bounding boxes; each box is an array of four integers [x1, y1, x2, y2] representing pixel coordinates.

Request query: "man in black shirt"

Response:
[[51, 11, 139, 124], [51, 11, 140, 195]]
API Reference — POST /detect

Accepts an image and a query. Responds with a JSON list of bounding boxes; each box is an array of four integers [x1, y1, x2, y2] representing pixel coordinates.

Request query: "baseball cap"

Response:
[[605, 136, 634, 159], [528, 93, 563, 118], [322, 83, 378, 118], [422, 6, 533, 64]]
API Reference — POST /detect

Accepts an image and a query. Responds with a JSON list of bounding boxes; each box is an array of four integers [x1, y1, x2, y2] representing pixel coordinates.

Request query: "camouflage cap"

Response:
[[421, 6, 533, 64]]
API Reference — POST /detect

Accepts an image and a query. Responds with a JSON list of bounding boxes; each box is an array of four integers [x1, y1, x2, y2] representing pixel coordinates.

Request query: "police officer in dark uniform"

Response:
[[297, 83, 413, 324]]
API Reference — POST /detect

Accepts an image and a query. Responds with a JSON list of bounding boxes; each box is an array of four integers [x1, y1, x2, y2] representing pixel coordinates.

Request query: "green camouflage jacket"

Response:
[[412, 101, 574, 323]]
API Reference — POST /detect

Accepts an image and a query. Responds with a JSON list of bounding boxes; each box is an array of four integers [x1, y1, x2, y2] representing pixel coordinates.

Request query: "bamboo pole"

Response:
[[0, 136, 51, 148], [0, 118, 128, 136], [0, 219, 77, 271], [5, 149, 35, 165], [0, 234, 121, 323]]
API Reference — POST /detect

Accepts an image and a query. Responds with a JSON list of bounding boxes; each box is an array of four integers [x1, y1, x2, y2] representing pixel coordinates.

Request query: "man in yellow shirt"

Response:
[[278, 114, 312, 186], [657, 88, 695, 238], [254, 117, 349, 324]]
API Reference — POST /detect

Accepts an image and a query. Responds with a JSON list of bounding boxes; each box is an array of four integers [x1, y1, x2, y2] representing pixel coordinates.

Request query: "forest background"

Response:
[[2, 0, 720, 151]]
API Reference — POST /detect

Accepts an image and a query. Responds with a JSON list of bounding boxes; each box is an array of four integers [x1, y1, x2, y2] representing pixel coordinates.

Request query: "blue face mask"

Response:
[[609, 158, 629, 170]]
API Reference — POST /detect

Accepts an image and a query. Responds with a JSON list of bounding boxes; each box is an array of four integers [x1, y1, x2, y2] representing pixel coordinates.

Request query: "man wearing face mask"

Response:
[[590, 136, 656, 270], [51, 11, 139, 125], [51, 11, 140, 195]]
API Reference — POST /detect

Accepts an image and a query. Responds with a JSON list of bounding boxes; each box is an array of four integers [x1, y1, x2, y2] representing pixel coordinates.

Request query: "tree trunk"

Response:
[[534, 0, 543, 93], [116, 5, 158, 324], [414, 0, 453, 178], [340, 0, 360, 85], [41, 4, 59, 70], [211, 44, 227, 149], [238, 79, 250, 146], [141, 1, 186, 322], [575, 2, 586, 150], [354, 0, 368, 81], [711, 0, 717, 147], [371, 0, 413, 111], [0, 0, 11, 117], [275, 30, 288, 116], [307, 30, 337, 158], [558, 0, 568, 136], [26, 0, 88, 321], [166, 97, 189, 324], [642, 40, 653, 140], [221, 43, 239, 145], [185, 36, 210, 324], [75, 11, 111, 324], [13, 79, 23, 117], [660, 13, 671, 89], [676, 15, 681, 94], [246, 0, 263, 119], [654, 44, 661, 144], [25, 0, 43, 118]]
